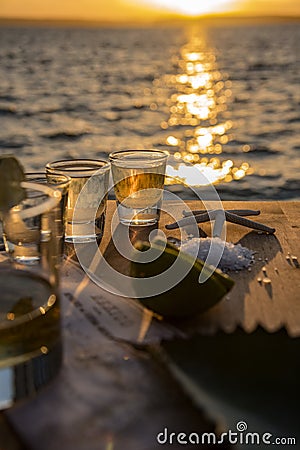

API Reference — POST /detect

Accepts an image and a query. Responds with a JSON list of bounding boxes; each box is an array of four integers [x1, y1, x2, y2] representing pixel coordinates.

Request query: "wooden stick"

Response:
[[166, 211, 218, 230], [166, 209, 275, 234], [183, 209, 261, 217], [225, 211, 275, 234]]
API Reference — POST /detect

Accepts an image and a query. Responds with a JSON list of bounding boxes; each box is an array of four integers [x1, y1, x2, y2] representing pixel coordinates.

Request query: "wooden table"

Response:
[[1, 201, 300, 449], [102, 200, 300, 337]]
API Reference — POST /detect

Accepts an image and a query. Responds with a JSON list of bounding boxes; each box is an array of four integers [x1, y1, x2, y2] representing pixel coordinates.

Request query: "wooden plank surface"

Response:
[[180, 200, 300, 337], [0, 414, 24, 450], [102, 200, 300, 337], [2, 201, 300, 450]]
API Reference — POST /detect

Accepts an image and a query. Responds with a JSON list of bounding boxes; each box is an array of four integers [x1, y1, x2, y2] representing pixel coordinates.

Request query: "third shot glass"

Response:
[[109, 149, 168, 226]]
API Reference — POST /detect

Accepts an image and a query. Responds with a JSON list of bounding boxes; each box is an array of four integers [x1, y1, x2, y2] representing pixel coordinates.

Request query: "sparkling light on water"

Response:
[[159, 32, 252, 187]]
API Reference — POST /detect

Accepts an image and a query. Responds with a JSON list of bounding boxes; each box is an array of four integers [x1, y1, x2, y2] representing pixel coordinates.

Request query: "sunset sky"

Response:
[[0, 0, 299, 21]]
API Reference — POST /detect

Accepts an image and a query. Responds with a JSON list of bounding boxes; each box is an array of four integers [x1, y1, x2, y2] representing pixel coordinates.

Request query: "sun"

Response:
[[136, 0, 237, 16]]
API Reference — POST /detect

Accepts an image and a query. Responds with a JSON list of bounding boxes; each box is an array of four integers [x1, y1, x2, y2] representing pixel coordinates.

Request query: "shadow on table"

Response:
[[159, 327, 300, 445], [102, 222, 158, 276]]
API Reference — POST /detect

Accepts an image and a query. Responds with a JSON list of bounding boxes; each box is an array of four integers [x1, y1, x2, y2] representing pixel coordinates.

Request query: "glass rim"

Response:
[[45, 158, 111, 176], [9, 181, 61, 220], [26, 172, 71, 187], [0, 268, 57, 331], [109, 149, 168, 162]]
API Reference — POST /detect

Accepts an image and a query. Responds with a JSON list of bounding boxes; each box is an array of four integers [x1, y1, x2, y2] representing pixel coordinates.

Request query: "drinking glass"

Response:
[[3, 181, 61, 268], [109, 149, 168, 226], [0, 181, 62, 409], [26, 172, 71, 260], [45, 159, 110, 245]]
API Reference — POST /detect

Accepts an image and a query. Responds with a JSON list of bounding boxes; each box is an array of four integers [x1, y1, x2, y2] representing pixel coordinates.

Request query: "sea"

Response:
[[0, 21, 299, 200]]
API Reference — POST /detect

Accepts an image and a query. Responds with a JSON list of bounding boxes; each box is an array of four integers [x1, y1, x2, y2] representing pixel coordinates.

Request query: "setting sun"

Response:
[[136, 0, 238, 16], [0, 0, 299, 21]]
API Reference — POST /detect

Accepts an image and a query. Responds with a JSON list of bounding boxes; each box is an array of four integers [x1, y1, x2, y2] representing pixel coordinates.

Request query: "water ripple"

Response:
[[0, 24, 299, 200]]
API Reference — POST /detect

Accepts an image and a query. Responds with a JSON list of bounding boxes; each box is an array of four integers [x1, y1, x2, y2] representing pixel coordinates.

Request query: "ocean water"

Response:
[[0, 22, 299, 200]]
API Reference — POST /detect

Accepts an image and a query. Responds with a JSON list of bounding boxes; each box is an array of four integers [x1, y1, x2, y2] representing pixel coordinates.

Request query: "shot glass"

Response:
[[45, 159, 110, 244], [109, 149, 168, 226], [2, 181, 61, 268], [0, 182, 63, 409], [26, 172, 71, 261]]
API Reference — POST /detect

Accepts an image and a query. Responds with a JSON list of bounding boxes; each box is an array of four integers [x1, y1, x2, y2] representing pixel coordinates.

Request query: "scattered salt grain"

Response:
[[263, 277, 272, 284], [257, 277, 262, 283], [180, 237, 255, 272], [291, 256, 299, 268]]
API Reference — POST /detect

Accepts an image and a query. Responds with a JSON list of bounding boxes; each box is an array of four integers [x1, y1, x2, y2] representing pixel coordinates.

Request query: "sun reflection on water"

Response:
[[158, 31, 252, 187]]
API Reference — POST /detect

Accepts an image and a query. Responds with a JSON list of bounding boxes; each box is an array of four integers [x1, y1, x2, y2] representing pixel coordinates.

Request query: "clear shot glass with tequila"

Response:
[[0, 181, 62, 410], [45, 159, 110, 245], [109, 149, 168, 226]]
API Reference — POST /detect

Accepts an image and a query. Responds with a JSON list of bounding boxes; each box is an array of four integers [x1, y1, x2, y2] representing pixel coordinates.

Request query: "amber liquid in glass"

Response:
[[112, 168, 165, 225]]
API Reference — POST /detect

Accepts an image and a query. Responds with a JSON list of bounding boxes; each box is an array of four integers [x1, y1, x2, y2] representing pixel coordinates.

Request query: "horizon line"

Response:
[[0, 14, 299, 28]]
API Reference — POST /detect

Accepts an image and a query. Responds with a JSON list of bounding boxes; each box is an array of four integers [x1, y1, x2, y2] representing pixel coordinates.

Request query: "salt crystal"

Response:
[[291, 256, 299, 268], [263, 277, 272, 284], [257, 277, 262, 283], [262, 266, 267, 273], [180, 237, 255, 272]]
